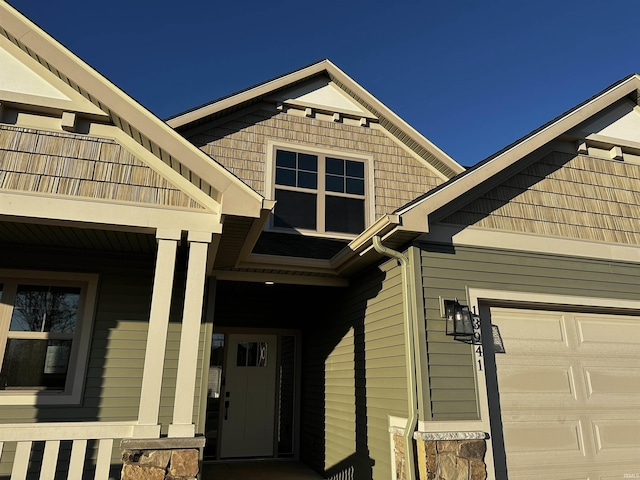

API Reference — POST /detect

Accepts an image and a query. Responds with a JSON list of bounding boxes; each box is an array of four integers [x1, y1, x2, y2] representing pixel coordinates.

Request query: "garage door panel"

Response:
[[491, 308, 568, 351], [510, 466, 628, 480], [576, 315, 640, 354], [502, 419, 585, 454], [488, 306, 640, 479], [585, 367, 640, 398], [497, 364, 575, 395], [593, 419, 640, 453]]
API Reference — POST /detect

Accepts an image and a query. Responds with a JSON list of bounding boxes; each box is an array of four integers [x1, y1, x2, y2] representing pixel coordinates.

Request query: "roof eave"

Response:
[[166, 60, 333, 129], [396, 74, 640, 227], [1, 2, 264, 220], [166, 59, 465, 180]]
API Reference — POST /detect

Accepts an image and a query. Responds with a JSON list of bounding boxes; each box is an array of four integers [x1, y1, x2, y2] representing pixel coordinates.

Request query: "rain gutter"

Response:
[[372, 236, 418, 480]]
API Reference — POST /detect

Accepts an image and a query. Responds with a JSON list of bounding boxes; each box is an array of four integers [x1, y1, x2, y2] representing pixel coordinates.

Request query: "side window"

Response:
[[0, 272, 97, 404], [272, 148, 368, 236]]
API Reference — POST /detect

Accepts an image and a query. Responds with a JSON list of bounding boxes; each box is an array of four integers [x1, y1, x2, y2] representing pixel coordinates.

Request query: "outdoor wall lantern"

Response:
[[444, 299, 474, 337]]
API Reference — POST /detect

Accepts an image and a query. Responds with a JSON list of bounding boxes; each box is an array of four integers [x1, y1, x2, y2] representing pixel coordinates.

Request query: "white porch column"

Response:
[[134, 229, 181, 438], [168, 231, 212, 438]]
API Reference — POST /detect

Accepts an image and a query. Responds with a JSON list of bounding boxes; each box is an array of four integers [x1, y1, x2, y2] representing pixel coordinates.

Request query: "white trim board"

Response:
[[424, 224, 640, 264]]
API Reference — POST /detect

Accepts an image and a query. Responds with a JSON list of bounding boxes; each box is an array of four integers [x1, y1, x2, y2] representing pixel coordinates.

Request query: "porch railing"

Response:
[[0, 421, 139, 480]]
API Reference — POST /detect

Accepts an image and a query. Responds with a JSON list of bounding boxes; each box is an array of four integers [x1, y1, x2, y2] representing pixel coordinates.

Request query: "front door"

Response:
[[219, 333, 278, 458]]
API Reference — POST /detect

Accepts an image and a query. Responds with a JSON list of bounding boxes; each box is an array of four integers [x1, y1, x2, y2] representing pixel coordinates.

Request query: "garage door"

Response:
[[488, 306, 640, 479]]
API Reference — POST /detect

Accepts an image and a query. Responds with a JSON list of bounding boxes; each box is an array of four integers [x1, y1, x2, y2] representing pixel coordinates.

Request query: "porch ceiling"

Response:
[[213, 216, 254, 269], [0, 220, 156, 254]]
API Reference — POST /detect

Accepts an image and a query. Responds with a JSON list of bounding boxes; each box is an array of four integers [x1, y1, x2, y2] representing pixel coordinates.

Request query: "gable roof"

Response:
[[167, 59, 465, 180], [333, 73, 640, 274], [396, 73, 640, 228], [0, 1, 265, 219]]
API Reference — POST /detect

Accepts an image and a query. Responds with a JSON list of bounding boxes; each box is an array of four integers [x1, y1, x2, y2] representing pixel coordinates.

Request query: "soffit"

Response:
[[0, 220, 156, 254]]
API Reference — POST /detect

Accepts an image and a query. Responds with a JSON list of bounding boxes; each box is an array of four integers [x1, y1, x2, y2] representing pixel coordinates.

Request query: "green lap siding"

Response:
[[302, 257, 408, 480], [0, 243, 209, 476], [419, 242, 640, 420]]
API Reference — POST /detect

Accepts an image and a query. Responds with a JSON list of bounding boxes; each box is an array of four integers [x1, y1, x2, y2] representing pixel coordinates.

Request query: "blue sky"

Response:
[[10, 1, 640, 166]]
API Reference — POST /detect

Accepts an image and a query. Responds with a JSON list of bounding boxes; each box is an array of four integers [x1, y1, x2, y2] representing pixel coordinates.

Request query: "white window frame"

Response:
[[266, 141, 375, 239], [0, 270, 98, 405]]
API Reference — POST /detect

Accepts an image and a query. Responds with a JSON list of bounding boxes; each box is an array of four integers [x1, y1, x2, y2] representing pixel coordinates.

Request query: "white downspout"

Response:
[[372, 236, 418, 480]]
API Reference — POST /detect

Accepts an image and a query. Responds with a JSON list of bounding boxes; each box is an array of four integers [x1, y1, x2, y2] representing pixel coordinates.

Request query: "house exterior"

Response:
[[0, 2, 268, 479], [164, 59, 464, 480], [392, 74, 640, 479], [1, 2, 640, 480], [169, 67, 640, 479]]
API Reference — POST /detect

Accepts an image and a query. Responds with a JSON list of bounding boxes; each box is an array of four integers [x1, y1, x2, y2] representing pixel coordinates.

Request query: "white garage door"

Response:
[[489, 306, 640, 480]]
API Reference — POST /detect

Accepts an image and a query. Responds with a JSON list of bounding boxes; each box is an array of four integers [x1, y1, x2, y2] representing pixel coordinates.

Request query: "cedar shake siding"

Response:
[[441, 151, 640, 244], [183, 105, 446, 217], [0, 125, 204, 209]]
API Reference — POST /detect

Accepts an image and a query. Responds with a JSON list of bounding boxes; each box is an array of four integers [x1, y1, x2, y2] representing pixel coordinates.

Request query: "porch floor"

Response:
[[201, 460, 326, 480]]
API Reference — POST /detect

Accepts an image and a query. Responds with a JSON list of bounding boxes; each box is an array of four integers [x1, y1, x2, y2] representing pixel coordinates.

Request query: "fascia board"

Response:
[[329, 214, 401, 270], [397, 75, 640, 231], [167, 58, 464, 179], [1, 3, 264, 219], [323, 61, 464, 177], [166, 61, 331, 128]]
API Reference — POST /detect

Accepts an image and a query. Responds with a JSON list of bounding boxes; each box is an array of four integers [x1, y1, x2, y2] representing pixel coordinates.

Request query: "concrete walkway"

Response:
[[201, 460, 326, 480]]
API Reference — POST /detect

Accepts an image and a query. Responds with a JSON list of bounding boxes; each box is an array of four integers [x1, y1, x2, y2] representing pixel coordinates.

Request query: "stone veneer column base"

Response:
[[121, 437, 206, 480], [414, 431, 487, 480], [389, 428, 488, 480]]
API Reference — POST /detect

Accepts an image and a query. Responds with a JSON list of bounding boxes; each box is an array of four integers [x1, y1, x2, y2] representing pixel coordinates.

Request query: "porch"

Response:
[[202, 460, 325, 480], [0, 421, 325, 479]]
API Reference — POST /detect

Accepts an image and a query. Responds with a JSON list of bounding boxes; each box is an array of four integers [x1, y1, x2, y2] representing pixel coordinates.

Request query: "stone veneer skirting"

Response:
[[390, 429, 488, 480], [120, 437, 206, 480]]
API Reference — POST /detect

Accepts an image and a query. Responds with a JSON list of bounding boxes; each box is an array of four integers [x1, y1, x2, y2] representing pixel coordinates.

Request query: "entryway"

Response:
[[204, 330, 299, 460]]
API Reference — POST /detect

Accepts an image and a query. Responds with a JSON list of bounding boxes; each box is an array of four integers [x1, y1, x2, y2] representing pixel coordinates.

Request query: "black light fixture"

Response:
[[444, 299, 474, 338]]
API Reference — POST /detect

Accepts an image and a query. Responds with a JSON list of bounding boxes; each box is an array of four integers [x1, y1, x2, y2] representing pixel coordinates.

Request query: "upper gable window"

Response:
[[272, 147, 368, 236]]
